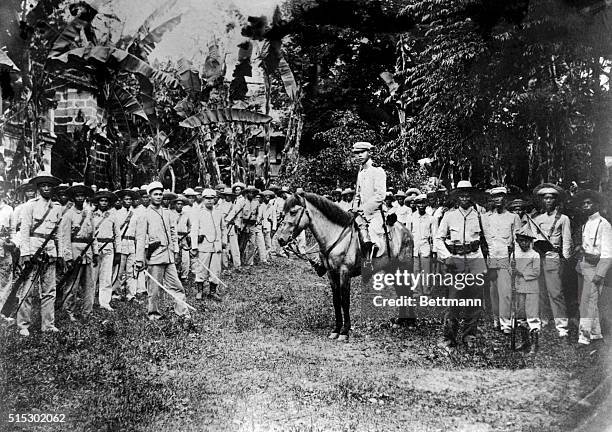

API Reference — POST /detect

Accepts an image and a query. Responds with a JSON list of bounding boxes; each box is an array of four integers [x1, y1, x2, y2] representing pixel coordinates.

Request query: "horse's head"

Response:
[[276, 193, 310, 247]]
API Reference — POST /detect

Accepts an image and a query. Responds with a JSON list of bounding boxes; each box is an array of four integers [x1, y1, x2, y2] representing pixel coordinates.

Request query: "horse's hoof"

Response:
[[328, 332, 339, 339], [337, 334, 349, 342]]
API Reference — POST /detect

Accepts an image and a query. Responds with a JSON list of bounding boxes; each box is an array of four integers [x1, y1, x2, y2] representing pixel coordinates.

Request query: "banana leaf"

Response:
[[138, 15, 182, 58], [278, 57, 297, 100], [179, 109, 272, 128]]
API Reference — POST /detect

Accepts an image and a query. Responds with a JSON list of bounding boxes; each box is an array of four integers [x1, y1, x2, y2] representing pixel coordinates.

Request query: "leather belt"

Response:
[[124, 236, 136, 241], [71, 236, 92, 244], [445, 241, 480, 256], [178, 232, 188, 236], [31, 232, 54, 240], [96, 237, 114, 242]]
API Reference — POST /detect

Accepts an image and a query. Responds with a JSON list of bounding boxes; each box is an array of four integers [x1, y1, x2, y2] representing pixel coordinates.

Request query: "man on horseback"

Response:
[[351, 142, 386, 262]]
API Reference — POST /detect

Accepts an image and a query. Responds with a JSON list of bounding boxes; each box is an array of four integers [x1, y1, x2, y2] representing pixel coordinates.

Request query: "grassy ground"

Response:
[[0, 257, 610, 431]]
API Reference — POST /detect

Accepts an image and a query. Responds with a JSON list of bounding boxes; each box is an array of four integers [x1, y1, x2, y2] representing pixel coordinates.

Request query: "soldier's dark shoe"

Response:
[[391, 318, 416, 329], [515, 327, 531, 351], [528, 330, 539, 354], [462, 334, 477, 348], [438, 337, 456, 349], [313, 262, 327, 277], [208, 292, 222, 302]]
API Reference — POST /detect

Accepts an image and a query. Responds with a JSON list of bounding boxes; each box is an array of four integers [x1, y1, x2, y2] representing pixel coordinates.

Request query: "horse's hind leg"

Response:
[[329, 272, 342, 339], [338, 272, 351, 342]]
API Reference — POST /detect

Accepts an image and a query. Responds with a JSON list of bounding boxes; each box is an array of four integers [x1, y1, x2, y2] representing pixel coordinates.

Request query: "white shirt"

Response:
[[581, 212, 612, 277]]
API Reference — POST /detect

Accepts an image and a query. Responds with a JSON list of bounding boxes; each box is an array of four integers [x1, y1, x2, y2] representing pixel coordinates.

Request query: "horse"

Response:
[[276, 192, 413, 341]]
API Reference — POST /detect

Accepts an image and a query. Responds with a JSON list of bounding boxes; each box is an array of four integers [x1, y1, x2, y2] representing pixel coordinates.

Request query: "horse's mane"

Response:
[[284, 192, 353, 226]]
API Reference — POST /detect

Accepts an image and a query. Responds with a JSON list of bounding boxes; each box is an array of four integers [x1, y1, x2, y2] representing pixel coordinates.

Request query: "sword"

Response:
[[198, 254, 229, 291], [141, 269, 196, 311]]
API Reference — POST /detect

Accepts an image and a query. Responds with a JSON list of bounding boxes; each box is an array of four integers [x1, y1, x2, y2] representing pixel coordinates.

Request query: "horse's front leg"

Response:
[[328, 271, 342, 339], [338, 270, 351, 342]]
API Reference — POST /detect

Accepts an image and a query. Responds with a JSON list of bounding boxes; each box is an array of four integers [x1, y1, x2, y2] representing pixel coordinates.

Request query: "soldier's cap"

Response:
[[352, 141, 373, 153], [414, 194, 428, 202], [173, 194, 189, 204], [394, 190, 406, 198], [244, 185, 259, 194], [93, 189, 118, 203], [215, 183, 228, 191], [194, 186, 204, 193], [116, 188, 139, 200], [147, 181, 164, 195], [221, 187, 235, 196], [231, 182, 246, 190], [130, 187, 140, 192], [516, 223, 536, 240], [406, 187, 421, 195], [261, 190, 275, 197], [138, 189, 148, 197], [53, 183, 70, 195], [333, 188, 342, 194], [16, 178, 35, 192], [280, 186, 290, 193], [573, 189, 603, 205], [202, 188, 217, 198], [533, 183, 563, 196], [67, 183, 94, 198], [405, 195, 415, 202], [507, 198, 528, 209], [488, 186, 508, 195], [163, 190, 178, 201], [385, 191, 394, 198], [269, 184, 280, 191], [342, 188, 355, 195], [30, 171, 61, 187], [450, 180, 474, 195], [140, 185, 148, 191], [183, 188, 197, 196]]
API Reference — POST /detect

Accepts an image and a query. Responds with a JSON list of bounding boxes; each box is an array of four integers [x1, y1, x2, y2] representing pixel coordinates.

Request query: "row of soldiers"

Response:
[[0, 173, 296, 336], [319, 141, 611, 352]]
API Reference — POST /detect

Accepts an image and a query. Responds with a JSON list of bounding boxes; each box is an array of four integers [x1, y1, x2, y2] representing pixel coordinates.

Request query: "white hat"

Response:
[[352, 142, 374, 153], [456, 180, 473, 189], [489, 186, 507, 195], [414, 194, 428, 202], [183, 188, 197, 196], [202, 188, 216, 198], [147, 181, 164, 194]]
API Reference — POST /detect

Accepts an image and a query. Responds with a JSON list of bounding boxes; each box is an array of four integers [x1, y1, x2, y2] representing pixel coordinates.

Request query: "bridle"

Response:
[[282, 194, 354, 261]]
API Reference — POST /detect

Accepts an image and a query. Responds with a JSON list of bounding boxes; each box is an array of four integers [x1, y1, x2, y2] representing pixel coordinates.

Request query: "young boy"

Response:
[[513, 223, 541, 353]]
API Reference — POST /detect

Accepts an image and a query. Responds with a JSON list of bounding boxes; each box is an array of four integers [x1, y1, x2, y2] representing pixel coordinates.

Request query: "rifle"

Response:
[[59, 210, 131, 308], [509, 248, 517, 351], [1, 205, 68, 318]]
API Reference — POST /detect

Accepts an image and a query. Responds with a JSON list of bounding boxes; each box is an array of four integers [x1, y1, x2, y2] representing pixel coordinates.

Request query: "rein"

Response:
[[284, 197, 355, 261]]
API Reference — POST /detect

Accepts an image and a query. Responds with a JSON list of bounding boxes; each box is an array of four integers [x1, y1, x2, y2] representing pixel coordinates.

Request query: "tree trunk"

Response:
[[203, 131, 222, 187], [263, 73, 271, 185], [278, 97, 303, 176]]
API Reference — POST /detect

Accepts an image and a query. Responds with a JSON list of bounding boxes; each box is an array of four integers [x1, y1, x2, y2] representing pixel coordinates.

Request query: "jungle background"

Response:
[[1, 0, 611, 194]]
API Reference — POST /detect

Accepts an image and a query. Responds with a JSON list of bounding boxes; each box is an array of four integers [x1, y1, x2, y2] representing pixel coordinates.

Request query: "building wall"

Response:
[[53, 87, 104, 134]]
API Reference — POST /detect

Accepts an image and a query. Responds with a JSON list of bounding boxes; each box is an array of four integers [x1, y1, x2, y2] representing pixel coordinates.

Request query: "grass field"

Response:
[[0, 257, 610, 431]]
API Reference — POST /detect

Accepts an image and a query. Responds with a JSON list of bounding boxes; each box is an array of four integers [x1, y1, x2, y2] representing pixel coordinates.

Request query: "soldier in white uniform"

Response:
[[113, 189, 140, 302], [482, 186, 521, 333], [434, 180, 487, 347], [91, 189, 120, 311], [59, 183, 96, 320], [351, 142, 386, 260], [217, 188, 240, 269], [191, 189, 226, 301], [513, 223, 541, 353], [410, 194, 438, 298], [135, 182, 191, 322], [532, 183, 572, 337], [574, 190, 612, 345], [261, 190, 277, 259], [171, 194, 192, 283], [16, 172, 66, 337]]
